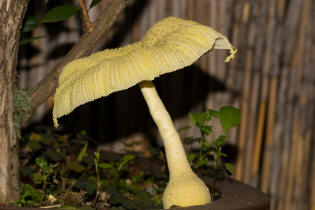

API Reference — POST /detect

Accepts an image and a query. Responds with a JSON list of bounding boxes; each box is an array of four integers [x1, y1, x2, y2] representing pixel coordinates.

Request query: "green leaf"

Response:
[[187, 153, 198, 163], [67, 161, 85, 173], [94, 149, 100, 160], [98, 162, 113, 169], [195, 158, 207, 168], [134, 190, 160, 209], [200, 125, 212, 135], [218, 106, 241, 133], [177, 125, 190, 133], [83, 156, 94, 166], [20, 36, 46, 45], [25, 140, 42, 151], [30, 133, 42, 141], [224, 163, 233, 174], [32, 172, 43, 185], [188, 111, 210, 126], [35, 157, 48, 169], [74, 176, 97, 195], [46, 164, 55, 174], [18, 183, 42, 205], [89, 0, 102, 9], [122, 154, 135, 162], [57, 135, 68, 143], [80, 130, 87, 136], [77, 144, 88, 161], [45, 148, 61, 161], [106, 184, 138, 209], [213, 135, 228, 151], [23, 16, 40, 32], [201, 140, 211, 152], [131, 171, 144, 183], [183, 137, 199, 145], [39, 134, 54, 145], [118, 154, 135, 171], [42, 5, 80, 23], [208, 109, 219, 118], [220, 152, 228, 157]]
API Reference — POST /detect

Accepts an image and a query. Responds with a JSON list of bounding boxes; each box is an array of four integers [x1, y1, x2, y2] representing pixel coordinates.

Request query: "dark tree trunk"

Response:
[[0, 0, 29, 204]]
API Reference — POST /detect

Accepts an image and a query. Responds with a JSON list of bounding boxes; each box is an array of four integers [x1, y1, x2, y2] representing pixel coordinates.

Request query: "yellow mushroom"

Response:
[[53, 17, 236, 209]]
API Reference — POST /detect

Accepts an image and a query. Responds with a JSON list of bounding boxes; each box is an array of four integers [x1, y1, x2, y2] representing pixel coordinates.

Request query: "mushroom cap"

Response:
[[53, 16, 236, 126]]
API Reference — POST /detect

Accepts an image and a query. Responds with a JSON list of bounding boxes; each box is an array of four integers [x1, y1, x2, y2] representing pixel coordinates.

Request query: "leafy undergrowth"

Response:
[[19, 129, 166, 209], [18, 106, 240, 209]]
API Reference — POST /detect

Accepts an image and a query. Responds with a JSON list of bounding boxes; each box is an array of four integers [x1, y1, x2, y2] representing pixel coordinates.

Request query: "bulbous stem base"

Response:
[[163, 172, 211, 209]]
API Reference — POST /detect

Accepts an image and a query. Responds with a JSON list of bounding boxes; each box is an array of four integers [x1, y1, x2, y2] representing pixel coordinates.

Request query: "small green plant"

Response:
[[93, 150, 163, 209], [17, 183, 42, 207], [18, 128, 164, 209], [94, 149, 136, 195], [33, 157, 57, 203], [183, 106, 240, 200]]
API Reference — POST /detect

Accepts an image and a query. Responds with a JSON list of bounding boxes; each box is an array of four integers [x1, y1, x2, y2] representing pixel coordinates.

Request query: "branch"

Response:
[[78, 0, 93, 32], [23, 0, 128, 125]]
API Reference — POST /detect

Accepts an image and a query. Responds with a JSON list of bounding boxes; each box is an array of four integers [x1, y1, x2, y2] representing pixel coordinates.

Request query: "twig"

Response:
[[78, 0, 93, 32], [40, 205, 62, 209], [23, 0, 128, 125]]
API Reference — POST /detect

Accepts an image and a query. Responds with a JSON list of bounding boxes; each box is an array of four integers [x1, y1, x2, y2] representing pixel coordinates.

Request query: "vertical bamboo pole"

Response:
[[196, 0, 208, 74], [216, 0, 230, 114], [285, 1, 309, 209], [233, 1, 247, 181], [208, 0, 217, 77], [250, 100, 266, 183], [186, 0, 194, 19], [260, 76, 277, 191], [205, 0, 217, 121], [216, 0, 227, 82], [242, 53, 256, 185], [244, 1, 263, 186], [238, 1, 257, 184], [273, 0, 304, 208], [276, 86, 295, 210], [284, 118, 301, 210], [277, 115, 300, 210], [269, 0, 285, 209], [252, 0, 275, 191], [294, 128, 311, 210]]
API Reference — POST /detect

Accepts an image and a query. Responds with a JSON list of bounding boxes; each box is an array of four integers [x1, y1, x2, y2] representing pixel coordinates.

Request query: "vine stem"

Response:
[[40, 174, 48, 204]]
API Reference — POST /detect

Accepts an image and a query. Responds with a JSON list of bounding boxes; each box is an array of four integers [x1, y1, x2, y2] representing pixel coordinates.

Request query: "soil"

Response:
[[162, 177, 270, 210]]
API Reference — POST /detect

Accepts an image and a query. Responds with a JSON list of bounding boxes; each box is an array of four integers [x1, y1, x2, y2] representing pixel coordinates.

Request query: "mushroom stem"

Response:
[[139, 80, 211, 209], [139, 80, 192, 179]]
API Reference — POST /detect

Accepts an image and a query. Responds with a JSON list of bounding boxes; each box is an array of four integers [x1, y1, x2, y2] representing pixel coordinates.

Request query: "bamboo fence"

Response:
[[19, 0, 315, 210]]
